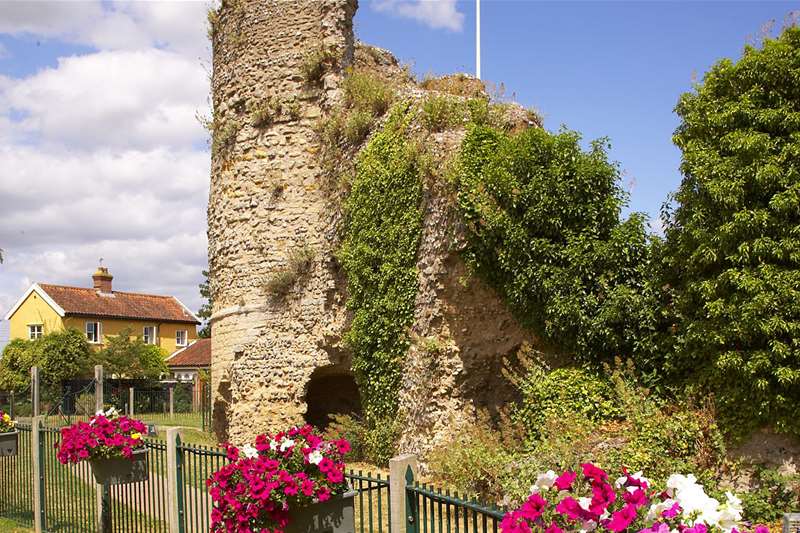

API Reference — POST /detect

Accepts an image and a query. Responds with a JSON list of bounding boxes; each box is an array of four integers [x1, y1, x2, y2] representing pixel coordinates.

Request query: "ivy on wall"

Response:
[[339, 105, 424, 422]]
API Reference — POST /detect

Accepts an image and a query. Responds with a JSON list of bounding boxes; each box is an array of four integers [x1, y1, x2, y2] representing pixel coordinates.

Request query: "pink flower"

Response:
[[581, 463, 609, 483], [607, 504, 638, 532], [554, 470, 577, 491]]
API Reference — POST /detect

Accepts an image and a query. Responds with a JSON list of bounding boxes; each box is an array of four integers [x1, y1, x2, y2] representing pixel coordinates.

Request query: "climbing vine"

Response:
[[339, 105, 424, 422]]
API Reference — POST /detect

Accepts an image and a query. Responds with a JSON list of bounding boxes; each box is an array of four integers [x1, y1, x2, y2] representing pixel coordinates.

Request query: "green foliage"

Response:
[[323, 414, 401, 467], [455, 124, 656, 364], [342, 71, 393, 117], [93, 329, 167, 379], [198, 269, 212, 338], [263, 243, 316, 300], [0, 339, 36, 390], [343, 109, 374, 145], [737, 467, 800, 524], [339, 106, 423, 422], [510, 353, 622, 441], [662, 26, 800, 435], [248, 96, 282, 128], [421, 95, 465, 132], [0, 330, 93, 389], [212, 118, 239, 159], [428, 411, 523, 503], [301, 47, 336, 87]]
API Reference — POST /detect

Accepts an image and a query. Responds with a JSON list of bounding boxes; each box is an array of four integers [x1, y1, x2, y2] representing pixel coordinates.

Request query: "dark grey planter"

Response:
[[286, 490, 356, 533], [0, 430, 18, 456], [89, 447, 148, 485]]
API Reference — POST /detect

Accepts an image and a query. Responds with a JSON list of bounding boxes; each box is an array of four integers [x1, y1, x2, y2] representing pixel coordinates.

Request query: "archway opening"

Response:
[[305, 367, 362, 429]]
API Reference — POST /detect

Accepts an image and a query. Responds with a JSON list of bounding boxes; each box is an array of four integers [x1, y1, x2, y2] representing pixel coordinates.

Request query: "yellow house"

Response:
[[3, 266, 199, 354]]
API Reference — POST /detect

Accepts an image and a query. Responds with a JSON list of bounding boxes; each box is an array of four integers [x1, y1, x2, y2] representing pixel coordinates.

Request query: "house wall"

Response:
[[8, 291, 197, 354], [8, 291, 64, 340], [62, 317, 197, 353]]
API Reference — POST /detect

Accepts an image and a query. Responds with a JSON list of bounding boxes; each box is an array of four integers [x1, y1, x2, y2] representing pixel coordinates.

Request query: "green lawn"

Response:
[[0, 517, 33, 532]]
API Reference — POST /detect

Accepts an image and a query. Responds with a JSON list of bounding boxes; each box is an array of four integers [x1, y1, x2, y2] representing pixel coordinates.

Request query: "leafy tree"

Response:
[[662, 26, 800, 435], [0, 339, 36, 390], [0, 330, 92, 389], [456, 124, 656, 363], [93, 329, 167, 380], [198, 269, 212, 338]]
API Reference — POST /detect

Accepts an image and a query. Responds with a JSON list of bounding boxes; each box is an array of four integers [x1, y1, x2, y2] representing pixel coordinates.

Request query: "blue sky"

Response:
[[357, 1, 799, 223], [0, 0, 796, 318]]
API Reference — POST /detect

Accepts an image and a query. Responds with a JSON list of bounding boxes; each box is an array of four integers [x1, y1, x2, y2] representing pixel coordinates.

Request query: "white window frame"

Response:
[[143, 326, 157, 345], [28, 324, 43, 340], [175, 330, 188, 347], [85, 321, 101, 344]]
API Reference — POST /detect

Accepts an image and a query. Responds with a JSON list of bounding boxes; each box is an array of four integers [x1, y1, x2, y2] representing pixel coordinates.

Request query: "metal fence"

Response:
[[406, 467, 505, 533], [108, 439, 170, 532], [0, 423, 34, 528]]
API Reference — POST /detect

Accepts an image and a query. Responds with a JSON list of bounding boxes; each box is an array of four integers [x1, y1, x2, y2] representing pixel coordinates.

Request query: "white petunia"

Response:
[[242, 444, 258, 459], [269, 439, 279, 451], [578, 497, 592, 511], [279, 438, 295, 452], [308, 450, 324, 465], [533, 470, 557, 491]]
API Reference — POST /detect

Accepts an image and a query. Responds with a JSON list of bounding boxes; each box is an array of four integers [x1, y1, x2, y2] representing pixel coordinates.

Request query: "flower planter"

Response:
[[286, 490, 356, 533], [89, 448, 148, 485], [0, 430, 18, 456]]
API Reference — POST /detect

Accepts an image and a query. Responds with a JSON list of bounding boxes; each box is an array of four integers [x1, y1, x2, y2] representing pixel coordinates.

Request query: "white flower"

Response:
[[104, 407, 119, 418], [269, 439, 279, 451], [242, 444, 258, 459], [615, 475, 628, 488], [578, 497, 592, 511], [308, 450, 324, 465], [279, 438, 295, 452], [533, 470, 557, 491], [647, 498, 677, 521], [580, 520, 597, 533]]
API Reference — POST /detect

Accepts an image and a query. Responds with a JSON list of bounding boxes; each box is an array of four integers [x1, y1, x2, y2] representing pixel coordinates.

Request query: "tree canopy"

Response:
[[93, 329, 167, 380], [662, 26, 800, 434], [456, 125, 655, 363], [0, 329, 92, 389]]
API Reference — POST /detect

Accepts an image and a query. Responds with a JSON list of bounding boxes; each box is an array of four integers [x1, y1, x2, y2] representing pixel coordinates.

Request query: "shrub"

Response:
[[343, 109, 373, 145], [264, 243, 316, 299], [342, 71, 393, 117], [249, 96, 282, 128], [302, 47, 336, 86], [428, 412, 523, 504], [324, 414, 400, 467], [737, 467, 800, 525], [212, 118, 238, 159], [421, 95, 465, 132], [510, 353, 622, 441]]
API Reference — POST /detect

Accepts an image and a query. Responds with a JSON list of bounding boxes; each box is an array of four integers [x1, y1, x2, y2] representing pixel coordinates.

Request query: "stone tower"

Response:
[[208, 0, 533, 454], [207, 0, 358, 442]]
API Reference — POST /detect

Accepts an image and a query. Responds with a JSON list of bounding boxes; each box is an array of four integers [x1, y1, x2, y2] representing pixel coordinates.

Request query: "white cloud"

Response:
[[0, 1, 211, 58], [0, 2, 212, 321], [372, 0, 464, 32], [2, 49, 209, 150]]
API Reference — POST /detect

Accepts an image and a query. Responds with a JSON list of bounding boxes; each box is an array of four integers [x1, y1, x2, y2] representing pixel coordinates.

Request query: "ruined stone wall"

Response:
[[208, 0, 534, 454]]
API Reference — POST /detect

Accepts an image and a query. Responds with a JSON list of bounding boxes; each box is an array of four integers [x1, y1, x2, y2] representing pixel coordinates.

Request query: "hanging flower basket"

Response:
[[286, 489, 356, 533], [208, 425, 354, 533], [56, 408, 149, 485], [0, 410, 17, 456], [89, 447, 149, 485]]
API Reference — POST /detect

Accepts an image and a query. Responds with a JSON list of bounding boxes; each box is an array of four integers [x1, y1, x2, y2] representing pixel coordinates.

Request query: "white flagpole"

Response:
[[476, 0, 481, 79]]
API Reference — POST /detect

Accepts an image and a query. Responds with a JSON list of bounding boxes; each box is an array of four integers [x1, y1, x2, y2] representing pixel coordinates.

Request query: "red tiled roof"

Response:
[[38, 283, 199, 324], [167, 339, 211, 368]]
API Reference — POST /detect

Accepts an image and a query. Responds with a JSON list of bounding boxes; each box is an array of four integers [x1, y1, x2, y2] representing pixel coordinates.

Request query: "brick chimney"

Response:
[[92, 266, 113, 293]]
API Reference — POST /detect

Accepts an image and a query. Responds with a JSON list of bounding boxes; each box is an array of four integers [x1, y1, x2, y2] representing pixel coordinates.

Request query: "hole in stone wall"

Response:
[[304, 366, 362, 429]]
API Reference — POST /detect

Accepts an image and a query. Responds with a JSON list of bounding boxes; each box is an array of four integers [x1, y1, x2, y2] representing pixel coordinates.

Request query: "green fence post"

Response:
[[176, 435, 186, 533], [405, 466, 418, 533]]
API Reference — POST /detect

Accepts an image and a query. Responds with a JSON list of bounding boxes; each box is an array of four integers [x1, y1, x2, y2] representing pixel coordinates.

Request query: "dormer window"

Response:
[[143, 326, 156, 345]]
